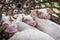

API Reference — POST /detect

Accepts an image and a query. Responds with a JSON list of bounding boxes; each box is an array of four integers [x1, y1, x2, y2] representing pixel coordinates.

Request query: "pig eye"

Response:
[[39, 12, 42, 14], [13, 17, 16, 19], [25, 19, 28, 21]]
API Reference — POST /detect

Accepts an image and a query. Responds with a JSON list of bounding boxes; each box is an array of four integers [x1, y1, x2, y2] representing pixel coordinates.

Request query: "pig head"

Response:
[[13, 14, 37, 27], [30, 8, 53, 19], [22, 15, 37, 27], [2, 21, 18, 33]]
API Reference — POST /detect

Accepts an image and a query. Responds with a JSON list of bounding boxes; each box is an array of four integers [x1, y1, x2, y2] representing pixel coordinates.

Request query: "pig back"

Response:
[[9, 29, 55, 40]]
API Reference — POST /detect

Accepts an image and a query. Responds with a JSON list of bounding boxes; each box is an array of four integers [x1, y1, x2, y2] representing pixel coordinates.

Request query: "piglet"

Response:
[[2, 17, 54, 40], [33, 17, 60, 40], [22, 15, 37, 27], [2, 14, 32, 33], [9, 29, 55, 40], [30, 8, 53, 19]]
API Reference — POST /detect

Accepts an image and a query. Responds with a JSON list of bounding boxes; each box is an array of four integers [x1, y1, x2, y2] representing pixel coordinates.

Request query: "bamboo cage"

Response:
[[0, 0, 60, 40]]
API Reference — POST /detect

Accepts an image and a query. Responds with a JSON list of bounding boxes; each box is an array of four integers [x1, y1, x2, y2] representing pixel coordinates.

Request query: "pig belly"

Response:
[[36, 19, 60, 40], [9, 29, 55, 40]]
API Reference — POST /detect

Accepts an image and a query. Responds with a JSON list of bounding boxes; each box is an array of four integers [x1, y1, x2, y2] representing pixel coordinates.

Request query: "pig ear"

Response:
[[46, 8, 53, 14], [36, 9, 38, 14], [30, 9, 38, 17], [9, 17, 15, 21], [33, 9, 38, 14], [31, 9, 38, 14], [22, 17, 26, 22]]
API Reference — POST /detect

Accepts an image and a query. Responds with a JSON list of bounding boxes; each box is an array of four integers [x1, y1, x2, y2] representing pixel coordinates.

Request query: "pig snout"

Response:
[[30, 21, 36, 27], [45, 15, 50, 19], [3, 21, 10, 28], [3, 23, 9, 27], [5, 24, 18, 33]]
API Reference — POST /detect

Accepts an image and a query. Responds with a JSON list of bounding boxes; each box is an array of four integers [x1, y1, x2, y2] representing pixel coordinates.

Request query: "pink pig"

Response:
[[9, 29, 55, 40], [13, 14, 37, 27], [32, 16, 60, 40], [3, 21, 18, 33], [22, 15, 37, 27], [30, 11, 60, 40], [30, 8, 53, 19]]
